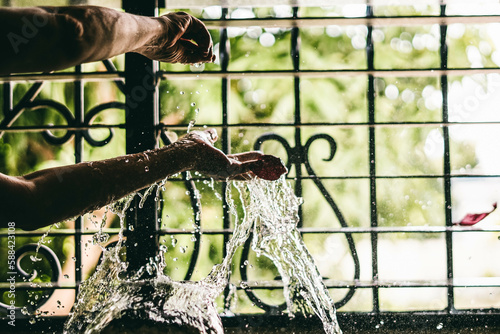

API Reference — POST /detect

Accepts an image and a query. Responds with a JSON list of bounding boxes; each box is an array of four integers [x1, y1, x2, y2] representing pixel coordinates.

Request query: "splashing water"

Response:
[[64, 177, 342, 333]]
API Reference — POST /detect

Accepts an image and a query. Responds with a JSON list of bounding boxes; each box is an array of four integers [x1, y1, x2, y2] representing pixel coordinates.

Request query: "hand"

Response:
[[145, 12, 215, 64], [175, 129, 287, 181]]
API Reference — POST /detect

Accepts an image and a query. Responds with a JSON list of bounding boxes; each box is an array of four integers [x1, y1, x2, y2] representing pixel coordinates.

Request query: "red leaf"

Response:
[[454, 203, 497, 226]]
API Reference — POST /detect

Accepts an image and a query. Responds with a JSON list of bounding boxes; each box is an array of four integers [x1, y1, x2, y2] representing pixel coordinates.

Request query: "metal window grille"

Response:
[[1, 1, 500, 332]]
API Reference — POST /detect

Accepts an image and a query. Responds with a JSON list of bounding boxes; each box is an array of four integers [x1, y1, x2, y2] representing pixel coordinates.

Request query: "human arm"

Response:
[[0, 129, 286, 230], [0, 6, 214, 75]]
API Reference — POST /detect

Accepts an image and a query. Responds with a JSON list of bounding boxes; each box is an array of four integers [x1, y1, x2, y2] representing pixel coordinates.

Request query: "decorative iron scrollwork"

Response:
[[15, 100, 125, 147], [239, 132, 360, 310]]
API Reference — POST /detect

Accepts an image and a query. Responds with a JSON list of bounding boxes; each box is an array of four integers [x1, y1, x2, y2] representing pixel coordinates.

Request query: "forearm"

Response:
[[2, 144, 190, 230], [0, 6, 165, 75]]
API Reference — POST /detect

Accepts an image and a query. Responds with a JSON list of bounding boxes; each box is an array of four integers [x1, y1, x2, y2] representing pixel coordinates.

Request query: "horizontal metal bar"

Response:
[[0, 72, 124, 83], [2, 67, 499, 83], [0, 282, 75, 289], [0, 228, 123, 237], [203, 15, 500, 29], [0, 124, 126, 133], [162, 121, 500, 130], [2, 219, 498, 237], [1, 278, 499, 292], [4, 120, 500, 134], [233, 277, 500, 289], [2, 119, 500, 134], [160, 67, 500, 79], [156, 225, 500, 235]]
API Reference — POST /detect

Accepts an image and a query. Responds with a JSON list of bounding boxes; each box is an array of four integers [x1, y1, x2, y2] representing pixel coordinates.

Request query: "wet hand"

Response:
[[176, 129, 287, 181], [152, 12, 215, 64]]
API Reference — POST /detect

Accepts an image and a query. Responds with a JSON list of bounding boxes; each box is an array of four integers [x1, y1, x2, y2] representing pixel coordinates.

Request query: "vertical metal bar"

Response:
[[122, 0, 160, 274], [440, 3, 454, 313], [220, 7, 231, 310], [366, 3, 379, 314], [74, 65, 84, 287], [291, 7, 303, 227]]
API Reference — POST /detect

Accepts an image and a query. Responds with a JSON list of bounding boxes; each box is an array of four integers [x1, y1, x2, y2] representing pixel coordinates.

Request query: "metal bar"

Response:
[[3, 224, 498, 237], [3, 66, 500, 84], [0, 72, 124, 83], [122, 0, 160, 274], [0, 223, 500, 237], [366, 3, 380, 315], [201, 14, 500, 29], [4, 118, 500, 134], [160, 120, 500, 128], [292, 7, 303, 227], [220, 8, 232, 311], [440, 3, 455, 314], [74, 65, 84, 287], [158, 67, 500, 78], [2, 82, 12, 113]]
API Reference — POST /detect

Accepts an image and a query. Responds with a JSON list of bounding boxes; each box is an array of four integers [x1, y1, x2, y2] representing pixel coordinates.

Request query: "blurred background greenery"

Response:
[[1, 0, 500, 321]]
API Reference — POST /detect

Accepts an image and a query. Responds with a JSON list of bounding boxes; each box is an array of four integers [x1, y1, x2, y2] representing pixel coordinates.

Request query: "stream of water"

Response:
[[63, 176, 342, 334]]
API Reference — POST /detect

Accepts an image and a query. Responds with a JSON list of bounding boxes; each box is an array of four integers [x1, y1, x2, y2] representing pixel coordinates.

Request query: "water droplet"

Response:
[[29, 318, 36, 324], [171, 238, 177, 247], [173, 257, 178, 262], [436, 323, 444, 330], [30, 255, 42, 262], [180, 247, 186, 254], [128, 225, 135, 231], [180, 91, 185, 95], [191, 102, 196, 107], [145, 166, 149, 172], [64, 274, 69, 279]]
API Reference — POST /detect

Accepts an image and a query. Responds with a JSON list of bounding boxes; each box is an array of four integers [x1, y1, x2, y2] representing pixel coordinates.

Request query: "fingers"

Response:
[[166, 12, 215, 64], [183, 128, 218, 145], [181, 15, 213, 53], [177, 39, 214, 64]]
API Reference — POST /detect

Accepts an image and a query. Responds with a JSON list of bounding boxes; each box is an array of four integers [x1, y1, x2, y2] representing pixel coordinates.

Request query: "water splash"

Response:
[[64, 177, 342, 333], [232, 177, 342, 334]]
